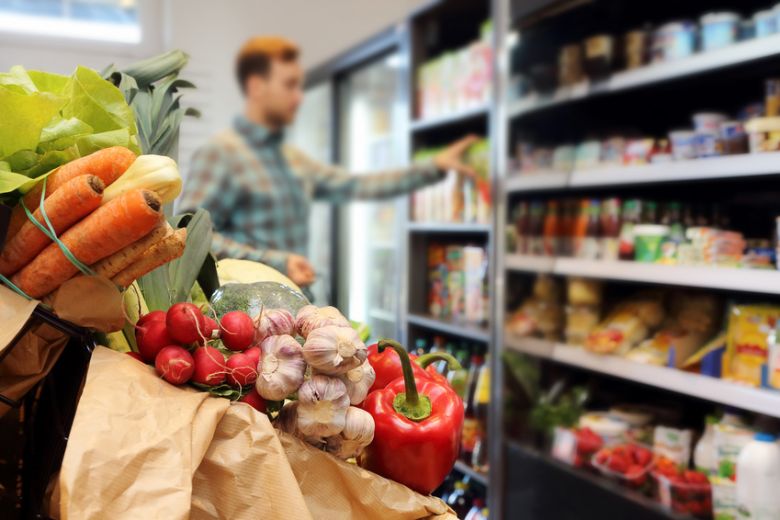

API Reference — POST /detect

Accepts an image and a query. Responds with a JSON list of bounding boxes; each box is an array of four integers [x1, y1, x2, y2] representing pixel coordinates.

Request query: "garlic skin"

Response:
[[296, 375, 350, 438], [274, 401, 325, 447], [296, 305, 349, 338], [256, 335, 306, 401], [255, 308, 295, 342], [339, 360, 376, 405], [325, 406, 375, 460], [303, 325, 367, 375]]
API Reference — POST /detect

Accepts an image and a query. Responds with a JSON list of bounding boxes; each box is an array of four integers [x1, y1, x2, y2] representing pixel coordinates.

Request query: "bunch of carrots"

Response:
[[0, 146, 186, 300]]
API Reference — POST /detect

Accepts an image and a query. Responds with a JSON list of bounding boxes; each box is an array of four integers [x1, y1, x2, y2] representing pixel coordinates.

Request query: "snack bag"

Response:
[[724, 305, 780, 386]]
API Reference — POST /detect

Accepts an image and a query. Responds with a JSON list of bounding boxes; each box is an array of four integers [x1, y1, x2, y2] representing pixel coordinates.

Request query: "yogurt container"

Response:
[[669, 130, 697, 160], [700, 12, 740, 51], [754, 9, 777, 37], [634, 225, 670, 262], [652, 21, 697, 62]]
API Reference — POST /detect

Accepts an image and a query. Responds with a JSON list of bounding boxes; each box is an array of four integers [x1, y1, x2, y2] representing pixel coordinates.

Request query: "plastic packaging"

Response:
[[754, 9, 777, 37], [736, 432, 780, 519], [653, 425, 693, 467], [694, 416, 717, 474], [579, 412, 629, 446], [652, 22, 697, 62], [592, 442, 654, 492], [669, 130, 697, 160], [653, 471, 712, 517], [700, 12, 741, 51], [633, 225, 670, 262]]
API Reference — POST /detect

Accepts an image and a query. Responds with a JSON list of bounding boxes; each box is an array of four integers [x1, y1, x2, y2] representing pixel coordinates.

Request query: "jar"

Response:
[[583, 34, 615, 80], [766, 78, 780, 116], [754, 9, 777, 37], [558, 44, 584, 86], [700, 12, 740, 51], [652, 21, 696, 62], [668, 130, 697, 160], [624, 28, 648, 69]]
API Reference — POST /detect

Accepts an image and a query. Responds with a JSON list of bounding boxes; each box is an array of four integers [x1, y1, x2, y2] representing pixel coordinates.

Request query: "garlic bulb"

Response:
[[256, 335, 306, 401], [296, 305, 349, 338], [339, 360, 376, 405], [275, 400, 326, 447], [296, 375, 350, 438], [303, 325, 367, 375], [255, 308, 295, 341], [325, 407, 375, 460]]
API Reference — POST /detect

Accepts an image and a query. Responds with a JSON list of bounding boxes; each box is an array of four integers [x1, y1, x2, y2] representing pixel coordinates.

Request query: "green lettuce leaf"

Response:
[[0, 85, 64, 157], [61, 66, 137, 135], [28, 69, 69, 94]]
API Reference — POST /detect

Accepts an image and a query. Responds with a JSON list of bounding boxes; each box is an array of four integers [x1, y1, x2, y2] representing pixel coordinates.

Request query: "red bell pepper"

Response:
[[366, 343, 461, 393], [359, 339, 464, 495]]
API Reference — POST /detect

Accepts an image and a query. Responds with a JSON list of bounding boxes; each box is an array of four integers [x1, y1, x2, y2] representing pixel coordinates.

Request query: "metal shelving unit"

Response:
[[409, 104, 490, 133], [454, 460, 490, 486], [407, 313, 491, 342]]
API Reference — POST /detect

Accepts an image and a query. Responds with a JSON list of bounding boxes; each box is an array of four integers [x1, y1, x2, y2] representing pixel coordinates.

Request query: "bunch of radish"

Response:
[[131, 303, 266, 412]]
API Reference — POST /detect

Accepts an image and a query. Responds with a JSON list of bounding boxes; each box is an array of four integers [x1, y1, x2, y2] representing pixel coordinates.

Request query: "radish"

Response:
[[137, 310, 166, 329], [155, 345, 195, 385], [220, 311, 255, 351], [226, 352, 257, 387], [201, 315, 220, 342], [244, 346, 261, 369], [192, 346, 227, 386], [166, 302, 206, 344], [126, 351, 144, 362], [136, 321, 174, 362], [239, 388, 267, 413]]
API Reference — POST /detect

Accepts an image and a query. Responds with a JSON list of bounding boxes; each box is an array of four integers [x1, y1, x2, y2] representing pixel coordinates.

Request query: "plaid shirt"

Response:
[[177, 116, 443, 274]]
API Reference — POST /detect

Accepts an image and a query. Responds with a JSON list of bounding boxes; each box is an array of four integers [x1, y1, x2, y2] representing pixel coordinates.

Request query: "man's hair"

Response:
[[236, 36, 300, 93]]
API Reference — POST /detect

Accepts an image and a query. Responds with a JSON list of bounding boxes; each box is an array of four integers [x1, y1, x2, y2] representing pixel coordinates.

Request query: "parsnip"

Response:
[[112, 228, 186, 288], [91, 219, 172, 279]]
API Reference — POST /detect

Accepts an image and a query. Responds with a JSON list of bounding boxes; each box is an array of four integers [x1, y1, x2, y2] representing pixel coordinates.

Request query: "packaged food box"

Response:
[[724, 304, 780, 386], [653, 425, 693, 467]]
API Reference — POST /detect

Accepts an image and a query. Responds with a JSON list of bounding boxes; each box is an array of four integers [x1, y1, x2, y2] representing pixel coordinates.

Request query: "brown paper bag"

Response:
[[0, 286, 66, 417], [59, 347, 455, 519]]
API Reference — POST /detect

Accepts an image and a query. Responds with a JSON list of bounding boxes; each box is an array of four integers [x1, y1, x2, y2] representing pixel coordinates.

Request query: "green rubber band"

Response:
[[0, 274, 32, 300]]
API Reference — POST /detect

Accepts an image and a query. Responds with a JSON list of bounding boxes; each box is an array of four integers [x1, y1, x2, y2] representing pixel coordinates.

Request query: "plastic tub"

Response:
[[652, 22, 696, 62], [653, 471, 712, 517], [579, 412, 629, 446], [693, 112, 728, 133], [700, 12, 740, 51], [668, 130, 696, 160], [592, 443, 655, 493], [754, 9, 777, 37], [634, 225, 670, 262]]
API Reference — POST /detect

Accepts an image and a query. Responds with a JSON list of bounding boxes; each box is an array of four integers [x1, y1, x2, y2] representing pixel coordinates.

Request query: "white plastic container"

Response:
[[754, 9, 777, 37], [736, 432, 780, 519], [700, 12, 741, 51], [694, 416, 717, 474]]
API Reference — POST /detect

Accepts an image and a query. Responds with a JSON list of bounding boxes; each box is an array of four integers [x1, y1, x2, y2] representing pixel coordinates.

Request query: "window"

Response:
[[0, 0, 140, 43]]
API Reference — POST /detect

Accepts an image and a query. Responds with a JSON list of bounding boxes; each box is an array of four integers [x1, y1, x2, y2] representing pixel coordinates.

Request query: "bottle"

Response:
[[640, 200, 658, 224], [736, 432, 780, 519], [464, 498, 488, 520], [543, 200, 560, 256], [600, 197, 621, 260], [430, 336, 444, 355], [581, 199, 601, 259], [514, 201, 530, 254], [694, 416, 717, 474], [528, 201, 545, 255], [572, 199, 590, 258], [663, 201, 685, 243], [414, 338, 428, 357], [618, 199, 641, 260], [446, 480, 473, 518], [559, 199, 576, 257], [461, 354, 484, 462], [471, 355, 491, 473], [448, 343, 470, 399]]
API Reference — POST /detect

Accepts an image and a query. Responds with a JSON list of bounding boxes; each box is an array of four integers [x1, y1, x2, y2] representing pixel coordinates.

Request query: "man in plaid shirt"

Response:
[[178, 36, 476, 290]]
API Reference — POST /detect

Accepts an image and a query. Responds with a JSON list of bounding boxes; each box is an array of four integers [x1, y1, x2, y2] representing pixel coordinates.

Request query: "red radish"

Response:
[[201, 315, 220, 342], [220, 311, 255, 351], [126, 351, 144, 362], [155, 345, 195, 385], [226, 352, 257, 387], [166, 303, 206, 344], [192, 346, 227, 386], [239, 388, 267, 412], [136, 321, 174, 362], [244, 346, 261, 368], [137, 310, 166, 329]]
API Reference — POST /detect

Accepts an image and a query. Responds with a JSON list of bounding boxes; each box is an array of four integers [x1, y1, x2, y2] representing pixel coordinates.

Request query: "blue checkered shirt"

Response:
[[178, 116, 443, 274]]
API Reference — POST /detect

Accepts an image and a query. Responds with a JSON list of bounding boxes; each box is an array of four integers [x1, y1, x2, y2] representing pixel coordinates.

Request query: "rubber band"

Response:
[[0, 274, 32, 300]]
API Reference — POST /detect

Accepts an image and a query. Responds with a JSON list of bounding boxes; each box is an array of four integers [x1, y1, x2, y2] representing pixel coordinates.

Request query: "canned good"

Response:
[[652, 21, 697, 62]]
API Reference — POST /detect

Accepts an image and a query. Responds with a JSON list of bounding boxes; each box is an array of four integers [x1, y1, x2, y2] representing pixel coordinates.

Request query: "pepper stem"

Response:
[[378, 339, 432, 421], [416, 352, 462, 377]]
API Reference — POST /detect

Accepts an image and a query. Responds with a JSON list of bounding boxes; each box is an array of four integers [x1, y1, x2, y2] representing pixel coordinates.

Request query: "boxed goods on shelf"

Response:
[[428, 243, 488, 324]]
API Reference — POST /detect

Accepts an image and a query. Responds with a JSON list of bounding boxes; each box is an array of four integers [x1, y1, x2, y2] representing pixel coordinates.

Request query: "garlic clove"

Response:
[[339, 360, 376, 405], [297, 375, 350, 438], [255, 308, 296, 342], [302, 325, 367, 375], [256, 335, 306, 401], [296, 305, 350, 338], [324, 406, 375, 459]]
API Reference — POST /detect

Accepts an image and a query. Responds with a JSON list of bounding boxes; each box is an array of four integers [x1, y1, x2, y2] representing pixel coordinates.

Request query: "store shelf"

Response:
[[368, 308, 396, 322], [453, 460, 489, 486], [505, 255, 780, 294], [407, 222, 491, 234], [409, 105, 489, 133], [506, 336, 780, 418], [570, 153, 780, 188], [505, 170, 569, 192], [407, 313, 490, 342], [509, 33, 780, 119]]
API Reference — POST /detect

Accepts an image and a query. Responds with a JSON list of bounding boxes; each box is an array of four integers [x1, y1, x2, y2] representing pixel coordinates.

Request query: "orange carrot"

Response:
[[112, 228, 187, 288], [0, 175, 105, 277], [11, 189, 162, 299], [91, 219, 170, 279], [6, 146, 136, 239]]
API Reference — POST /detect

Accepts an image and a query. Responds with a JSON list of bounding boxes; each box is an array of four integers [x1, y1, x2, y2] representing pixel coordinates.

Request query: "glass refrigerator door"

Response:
[[337, 53, 404, 340]]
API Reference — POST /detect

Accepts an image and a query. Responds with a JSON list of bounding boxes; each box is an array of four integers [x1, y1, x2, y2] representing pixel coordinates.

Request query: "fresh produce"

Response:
[[366, 343, 460, 393], [216, 258, 301, 292], [593, 443, 654, 489], [338, 360, 376, 405], [102, 154, 182, 205], [296, 375, 350, 438], [112, 227, 187, 288], [220, 310, 255, 351], [239, 388, 267, 413], [226, 352, 257, 387], [0, 175, 104, 276], [126, 351, 144, 362], [296, 305, 350, 338], [302, 325, 367, 375], [574, 427, 603, 466], [209, 281, 309, 318], [359, 340, 464, 495], [135, 320, 174, 362], [416, 352, 462, 388], [653, 457, 712, 517], [192, 346, 226, 386], [244, 346, 261, 367], [137, 310, 165, 328], [202, 315, 220, 341], [155, 345, 194, 385], [91, 220, 170, 279], [256, 335, 306, 401], [325, 407, 375, 460], [255, 308, 295, 341], [166, 302, 206, 344], [11, 188, 162, 298]]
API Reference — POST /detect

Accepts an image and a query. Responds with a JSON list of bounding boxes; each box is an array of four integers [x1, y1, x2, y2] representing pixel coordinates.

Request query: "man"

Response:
[[178, 36, 477, 289]]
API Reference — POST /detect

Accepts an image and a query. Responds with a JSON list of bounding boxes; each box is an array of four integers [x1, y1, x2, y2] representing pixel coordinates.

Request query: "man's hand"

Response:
[[287, 254, 316, 287], [433, 134, 480, 178]]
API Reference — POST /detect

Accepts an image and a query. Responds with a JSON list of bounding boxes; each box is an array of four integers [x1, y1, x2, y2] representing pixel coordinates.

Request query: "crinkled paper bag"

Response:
[[58, 347, 456, 520], [0, 285, 65, 417]]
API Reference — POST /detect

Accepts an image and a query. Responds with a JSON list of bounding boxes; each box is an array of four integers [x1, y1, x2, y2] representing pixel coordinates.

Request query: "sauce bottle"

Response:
[[543, 200, 560, 256]]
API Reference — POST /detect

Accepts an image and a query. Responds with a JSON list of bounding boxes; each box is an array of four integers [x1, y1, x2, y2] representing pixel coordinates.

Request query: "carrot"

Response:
[[6, 146, 136, 239], [0, 176, 105, 277], [91, 220, 171, 279], [11, 189, 162, 299], [112, 228, 187, 288]]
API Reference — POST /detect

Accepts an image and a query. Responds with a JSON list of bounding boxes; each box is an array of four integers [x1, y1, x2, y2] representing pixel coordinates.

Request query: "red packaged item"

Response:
[[552, 426, 604, 468], [592, 442, 654, 492], [652, 457, 712, 518]]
